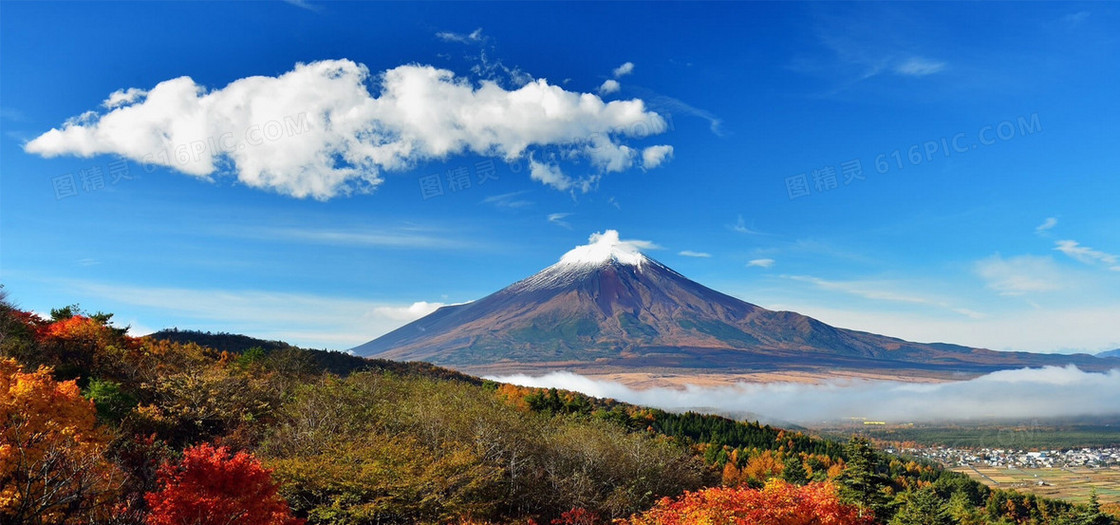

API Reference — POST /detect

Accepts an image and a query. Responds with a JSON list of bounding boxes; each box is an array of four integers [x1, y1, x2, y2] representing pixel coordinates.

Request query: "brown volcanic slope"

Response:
[[352, 236, 1112, 381]]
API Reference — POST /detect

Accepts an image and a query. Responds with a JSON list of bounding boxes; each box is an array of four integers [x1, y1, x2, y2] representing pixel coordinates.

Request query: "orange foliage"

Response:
[[496, 383, 535, 410], [0, 358, 121, 523], [623, 479, 874, 525], [741, 450, 783, 484], [40, 315, 133, 352], [722, 462, 742, 486]]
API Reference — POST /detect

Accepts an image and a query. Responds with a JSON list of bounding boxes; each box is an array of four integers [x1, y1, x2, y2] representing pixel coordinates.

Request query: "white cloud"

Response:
[[529, 159, 575, 191], [598, 79, 620, 95], [547, 212, 572, 228], [641, 145, 673, 169], [1055, 240, 1120, 271], [893, 57, 946, 76], [612, 62, 635, 78], [372, 301, 445, 322], [678, 250, 711, 258], [489, 366, 1120, 424], [1035, 217, 1058, 234], [975, 254, 1065, 295], [103, 88, 147, 109], [747, 258, 775, 268], [585, 134, 636, 172], [436, 28, 484, 43], [557, 230, 661, 267], [25, 60, 669, 199]]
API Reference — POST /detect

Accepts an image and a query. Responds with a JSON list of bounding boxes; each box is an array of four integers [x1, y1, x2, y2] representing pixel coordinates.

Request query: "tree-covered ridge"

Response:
[[1, 291, 1115, 525], [147, 328, 484, 382]]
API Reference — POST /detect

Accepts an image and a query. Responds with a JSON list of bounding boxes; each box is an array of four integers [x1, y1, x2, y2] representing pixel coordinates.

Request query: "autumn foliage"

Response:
[[623, 479, 874, 525], [1, 294, 1115, 525], [0, 358, 120, 524], [144, 442, 302, 525]]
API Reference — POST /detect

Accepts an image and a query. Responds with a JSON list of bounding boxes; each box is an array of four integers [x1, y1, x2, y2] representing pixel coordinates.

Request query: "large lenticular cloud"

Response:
[[24, 60, 672, 200], [489, 365, 1120, 424]]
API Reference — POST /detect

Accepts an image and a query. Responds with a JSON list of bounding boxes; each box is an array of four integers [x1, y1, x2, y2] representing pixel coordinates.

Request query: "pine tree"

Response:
[[890, 487, 951, 525], [782, 454, 809, 485], [838, 436, 891, 521]]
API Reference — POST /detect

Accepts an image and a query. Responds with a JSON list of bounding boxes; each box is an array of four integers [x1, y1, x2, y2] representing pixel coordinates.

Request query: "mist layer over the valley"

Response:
[[489, 365, 1120, 425]]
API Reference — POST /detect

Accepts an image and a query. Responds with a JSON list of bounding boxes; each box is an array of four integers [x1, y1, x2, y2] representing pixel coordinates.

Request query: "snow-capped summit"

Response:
[[509, 230, 663, 292], [557, 230, 650, 268]]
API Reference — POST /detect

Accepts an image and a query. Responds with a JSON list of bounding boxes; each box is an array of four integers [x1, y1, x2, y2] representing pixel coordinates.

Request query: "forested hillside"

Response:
[[1, 292, 1116, 524]]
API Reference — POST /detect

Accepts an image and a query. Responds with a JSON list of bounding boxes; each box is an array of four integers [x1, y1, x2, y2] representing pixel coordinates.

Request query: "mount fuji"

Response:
[[353, 231, 1111, 382]]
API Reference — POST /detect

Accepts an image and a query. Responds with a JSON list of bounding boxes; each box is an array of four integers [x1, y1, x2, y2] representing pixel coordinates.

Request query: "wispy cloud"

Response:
[[232, 226, 477, 250], [975, 254, 1065, 296], [1055, 240, 1120, 271], [794, 9, 949, 94], [489, 367, 1120, 424], [282, 0, 322, 12], [612, 62, 635, 78], [747, 258, 775, 268], [678, 250, 711, 258], [893, 56, 946, 77], [1062, 11, 1090, 26], [0, 107, 28, 122], [1035, 217, 1058, 234], [787, 275, 983, 319], [547, 213, 572, 229], [436, 28, 485, 44], [481, 190, 533, 209], [630, 87, 725, 137], [729, 215, 762, 234], [61, 279, 442, 348]]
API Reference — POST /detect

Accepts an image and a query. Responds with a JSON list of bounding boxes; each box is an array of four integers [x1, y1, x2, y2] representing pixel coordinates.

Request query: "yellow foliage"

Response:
[[742, 450, 783, 484], [0, 358, 121, 523]]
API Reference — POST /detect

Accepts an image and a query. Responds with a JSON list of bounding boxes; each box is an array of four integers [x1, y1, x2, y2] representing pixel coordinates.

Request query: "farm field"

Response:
[[953, 466, 1120, 505]]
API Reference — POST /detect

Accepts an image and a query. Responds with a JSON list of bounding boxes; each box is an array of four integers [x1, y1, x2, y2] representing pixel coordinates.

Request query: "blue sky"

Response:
[[1, 2, 1118, 353]]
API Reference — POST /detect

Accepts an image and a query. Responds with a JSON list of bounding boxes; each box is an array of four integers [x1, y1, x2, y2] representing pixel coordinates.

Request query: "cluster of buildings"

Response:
[[893, 446, 1120, 469]]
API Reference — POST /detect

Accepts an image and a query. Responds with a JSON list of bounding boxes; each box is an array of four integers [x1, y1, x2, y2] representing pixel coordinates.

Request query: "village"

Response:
[[896, 445, 1120, 469]]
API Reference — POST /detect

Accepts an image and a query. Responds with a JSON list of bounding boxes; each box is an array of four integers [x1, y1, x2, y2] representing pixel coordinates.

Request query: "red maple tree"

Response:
[[145, 443, 303, 525]]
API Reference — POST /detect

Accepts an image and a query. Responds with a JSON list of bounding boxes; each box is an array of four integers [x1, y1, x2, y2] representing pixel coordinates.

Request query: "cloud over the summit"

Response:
[[25, 60, 671, 199]]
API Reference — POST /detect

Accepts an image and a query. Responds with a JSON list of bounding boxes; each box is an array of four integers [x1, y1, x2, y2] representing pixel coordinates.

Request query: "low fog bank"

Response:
[[487, 365, 1120, 425]]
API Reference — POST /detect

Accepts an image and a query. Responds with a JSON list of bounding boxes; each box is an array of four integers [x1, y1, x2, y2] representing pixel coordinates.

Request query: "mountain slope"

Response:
[[353, 231, 1112, 378]]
